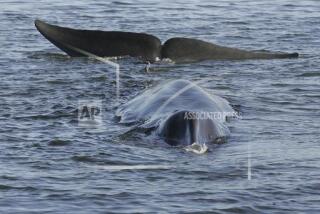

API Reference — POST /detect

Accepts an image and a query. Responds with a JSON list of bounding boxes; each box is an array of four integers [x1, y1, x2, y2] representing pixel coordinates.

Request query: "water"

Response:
[[1, 0, 319, 213]]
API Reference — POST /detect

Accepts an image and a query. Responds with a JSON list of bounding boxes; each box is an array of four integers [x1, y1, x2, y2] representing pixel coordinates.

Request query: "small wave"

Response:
[[0, 184, 37, 191], [14, 109, 76, 120], [48, 139, 71, 146], [296, 72, 320, 77], [303, 94, 320, 98], [0, 184, 14, 190], [283, 4, 295, 7], [271, 83, 291, 87], [290, 88, 307, 92], [72, 155, 98, 163], [220, 206, 261, 213], [0, 175, 18, 181], [46, 79, 71, 84], [90, 75, 108, 81], [222, 21, 249, 25], [111, 1, 133, 5], [72, 156, 137, 165], [89, 164, 172, 171], [27, 51, 69, 60], [197, 4, 226, 9]]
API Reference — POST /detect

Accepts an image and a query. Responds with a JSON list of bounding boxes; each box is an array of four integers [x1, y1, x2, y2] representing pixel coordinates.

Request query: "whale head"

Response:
[[157, 110, 229, 146]]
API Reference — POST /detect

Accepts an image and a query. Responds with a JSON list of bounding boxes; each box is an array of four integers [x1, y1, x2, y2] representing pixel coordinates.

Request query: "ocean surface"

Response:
[[1, 0, 319, 213]]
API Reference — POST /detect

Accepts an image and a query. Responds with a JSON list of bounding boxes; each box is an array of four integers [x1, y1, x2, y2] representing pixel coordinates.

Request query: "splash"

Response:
[[184, 142, 208, 154]]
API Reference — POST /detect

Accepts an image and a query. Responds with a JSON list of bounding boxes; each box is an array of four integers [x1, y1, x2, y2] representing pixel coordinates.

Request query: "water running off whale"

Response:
[[35, 20, 299, 63]]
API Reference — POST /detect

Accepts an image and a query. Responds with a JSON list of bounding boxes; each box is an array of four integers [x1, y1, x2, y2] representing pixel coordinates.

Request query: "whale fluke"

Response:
[[161, 38, 299, 62], [35, 20, 299, 63], [34, 20, 161, 62]]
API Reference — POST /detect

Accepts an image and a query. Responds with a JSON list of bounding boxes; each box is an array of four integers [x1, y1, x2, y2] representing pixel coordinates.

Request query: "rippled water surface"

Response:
[[1, 0, 320, 213]]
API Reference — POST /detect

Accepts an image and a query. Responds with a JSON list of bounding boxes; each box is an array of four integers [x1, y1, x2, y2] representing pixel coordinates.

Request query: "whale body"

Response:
[[116, 79, 235, 147]]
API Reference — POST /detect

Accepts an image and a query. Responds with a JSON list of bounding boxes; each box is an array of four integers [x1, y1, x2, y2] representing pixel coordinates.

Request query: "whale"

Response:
[[35, 20, 299, 63], [116, 79, 235, 152]]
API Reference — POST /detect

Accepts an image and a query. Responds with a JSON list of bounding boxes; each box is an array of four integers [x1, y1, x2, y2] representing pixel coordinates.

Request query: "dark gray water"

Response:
[[1, 0, 320, 213]]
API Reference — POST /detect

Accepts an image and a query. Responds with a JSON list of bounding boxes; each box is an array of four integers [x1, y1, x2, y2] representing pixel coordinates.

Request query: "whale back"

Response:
[[116, 79, 234, 127], [116, 79, 235, 146]]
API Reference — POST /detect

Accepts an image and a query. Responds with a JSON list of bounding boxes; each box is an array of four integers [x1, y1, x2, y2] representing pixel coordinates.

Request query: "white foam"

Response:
[[184, 142, 208, 154]]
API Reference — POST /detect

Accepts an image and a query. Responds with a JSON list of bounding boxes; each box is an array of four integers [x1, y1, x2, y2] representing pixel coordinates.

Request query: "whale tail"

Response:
[[34, 19, 161, 62], [35, 20, 299, 63]]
